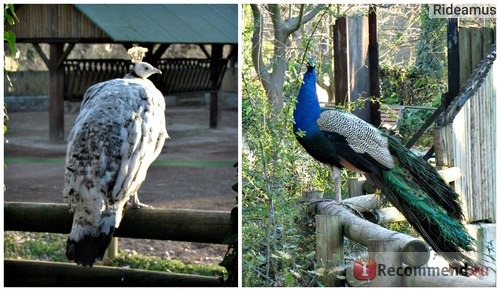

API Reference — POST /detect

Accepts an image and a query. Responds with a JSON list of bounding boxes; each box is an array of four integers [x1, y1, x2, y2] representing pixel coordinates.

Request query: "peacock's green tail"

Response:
[[366, 134, 477, 266]]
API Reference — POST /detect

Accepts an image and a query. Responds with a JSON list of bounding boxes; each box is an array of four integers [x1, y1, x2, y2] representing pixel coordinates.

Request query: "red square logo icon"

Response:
[[353, 258, 377, 280]]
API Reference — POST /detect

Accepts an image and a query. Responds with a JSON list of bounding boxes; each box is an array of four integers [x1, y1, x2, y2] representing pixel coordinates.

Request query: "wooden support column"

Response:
[[368, 5, 381, 127], [368, 239, 401, 287], [49, 43, 65, 143], [446, 18, 459, 107], [333, 16, 371, 123], [333, 17, 348, 106], [315, 215, 344, 286], [34, 42, 74, 143], [210, 44, 223, 128]]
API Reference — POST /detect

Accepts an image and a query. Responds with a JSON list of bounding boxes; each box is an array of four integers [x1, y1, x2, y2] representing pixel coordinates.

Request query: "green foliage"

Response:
[[4, 4, 18, 55], [242, 55, 323, 286], [4, 232, 68, 262], [4, 4, 18, 137], [112, 252, 225, 276], [379, 65, 444, 107], [398, 108, 435, 147]]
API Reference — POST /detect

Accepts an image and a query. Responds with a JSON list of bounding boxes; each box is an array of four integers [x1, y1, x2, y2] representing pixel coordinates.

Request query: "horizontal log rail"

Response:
[[5, 202, 231, 244], [4, 259, 222, 287], [306, 197, 430, 268]]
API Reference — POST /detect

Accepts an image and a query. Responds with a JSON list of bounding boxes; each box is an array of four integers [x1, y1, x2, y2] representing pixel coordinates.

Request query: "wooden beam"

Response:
[[446, 18, 459, 107], [55, 43, 76, 68], [49, 43, 65, 143], [198, 44, 211, 59], [333, 17, 348, 105], [405, 105, 444, 148], [32, 43, 50, 68], [4, 259, 222, 287], [4, 202, 232, 244], [152, 43, 170, 61], [209, 44, 224, 128], [368, 5, 381, 127], [35, 42, 74, 142]]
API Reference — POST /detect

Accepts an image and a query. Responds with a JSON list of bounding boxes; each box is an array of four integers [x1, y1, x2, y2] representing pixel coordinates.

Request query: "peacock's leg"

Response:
[[329, 166, 342, 203], [130, 192, 153, 209]]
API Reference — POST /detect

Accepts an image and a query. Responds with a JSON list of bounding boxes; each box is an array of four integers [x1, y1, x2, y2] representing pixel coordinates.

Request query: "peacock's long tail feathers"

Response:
[[365, 134, 476, 267], [385, 134, 464, 221]]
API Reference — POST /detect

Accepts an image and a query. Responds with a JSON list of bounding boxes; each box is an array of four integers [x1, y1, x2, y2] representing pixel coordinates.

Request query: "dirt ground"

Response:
[[4, 105, 238, 266]]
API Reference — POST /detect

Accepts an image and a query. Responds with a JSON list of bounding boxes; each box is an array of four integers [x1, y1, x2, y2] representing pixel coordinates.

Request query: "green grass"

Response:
[[4, 231, 225, 277], [111, 251, 225, 276]]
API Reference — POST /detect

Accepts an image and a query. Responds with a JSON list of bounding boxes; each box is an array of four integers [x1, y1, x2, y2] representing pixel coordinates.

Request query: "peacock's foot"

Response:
[[131, 201, 153, 209]]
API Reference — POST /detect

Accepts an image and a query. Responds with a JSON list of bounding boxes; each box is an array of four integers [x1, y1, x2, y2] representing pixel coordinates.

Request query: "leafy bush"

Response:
[[379, 65, 444, 107]]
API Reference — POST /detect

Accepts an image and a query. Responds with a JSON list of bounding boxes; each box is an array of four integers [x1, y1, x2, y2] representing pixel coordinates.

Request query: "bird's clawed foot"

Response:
[[128, 194, 153, 209], [132, 201, 153, 209]]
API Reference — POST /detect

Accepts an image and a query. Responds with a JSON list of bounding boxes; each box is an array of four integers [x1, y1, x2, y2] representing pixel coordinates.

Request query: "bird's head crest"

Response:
[[125, 46, 162, 79], [306, 57, 316, 69], [128, 47, 149, 63]]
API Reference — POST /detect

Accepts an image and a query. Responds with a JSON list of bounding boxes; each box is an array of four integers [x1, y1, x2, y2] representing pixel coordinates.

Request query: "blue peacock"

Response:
[[293, 59, 475, 267]]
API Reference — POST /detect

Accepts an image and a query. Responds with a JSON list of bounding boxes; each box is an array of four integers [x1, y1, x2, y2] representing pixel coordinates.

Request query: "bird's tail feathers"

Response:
[[385, 134, 464, 220], [366, 134, 478, 269], [66, 212, 116, 267]]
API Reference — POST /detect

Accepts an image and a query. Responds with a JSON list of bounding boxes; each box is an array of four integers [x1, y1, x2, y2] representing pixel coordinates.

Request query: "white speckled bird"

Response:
[[64, 47, 168, 266]]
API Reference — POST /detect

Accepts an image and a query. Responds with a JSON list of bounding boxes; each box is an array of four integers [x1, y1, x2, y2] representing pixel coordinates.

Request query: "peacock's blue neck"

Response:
[[293, 67, 321, 138]]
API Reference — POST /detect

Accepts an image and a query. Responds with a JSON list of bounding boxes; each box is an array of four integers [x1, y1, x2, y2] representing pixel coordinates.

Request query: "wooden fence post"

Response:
[[315, 215, 344, 286], [368, 238, 401, 287], [104, 237, 119, 265], [347, 176, 365, 197]]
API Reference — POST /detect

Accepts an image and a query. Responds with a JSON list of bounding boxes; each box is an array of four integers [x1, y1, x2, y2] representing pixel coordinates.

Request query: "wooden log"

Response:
[[300, 190, 324, 202], [4, 259, 222, 287], [103, 237, 119, 265], [315, 215, 344, 286], [363, 207, 406, 224], [368, 239, 402, 287], [306, 200, 429, 267], [341, 194, 383, 212], [347, 177, 365, 197], [362, 180, 377, 194], [436, 167, 462, 183], [4, 202, 231, 244]]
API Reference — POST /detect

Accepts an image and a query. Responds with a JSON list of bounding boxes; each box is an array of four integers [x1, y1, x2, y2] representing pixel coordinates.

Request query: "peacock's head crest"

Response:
[[307, 57, 316, 69], [126, 46, 162, 79], [128, 46, 149, 63]]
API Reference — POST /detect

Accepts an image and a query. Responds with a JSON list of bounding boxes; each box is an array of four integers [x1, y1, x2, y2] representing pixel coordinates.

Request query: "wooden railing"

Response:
[[63, 58, 228, 101], [4, 202, 232, 287]]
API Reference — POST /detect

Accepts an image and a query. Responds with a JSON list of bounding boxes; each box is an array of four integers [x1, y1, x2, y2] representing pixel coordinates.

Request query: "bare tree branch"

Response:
[[251, 4, 271, 92], [250, 4, 327, 113], [282, 5, 304, 34]]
